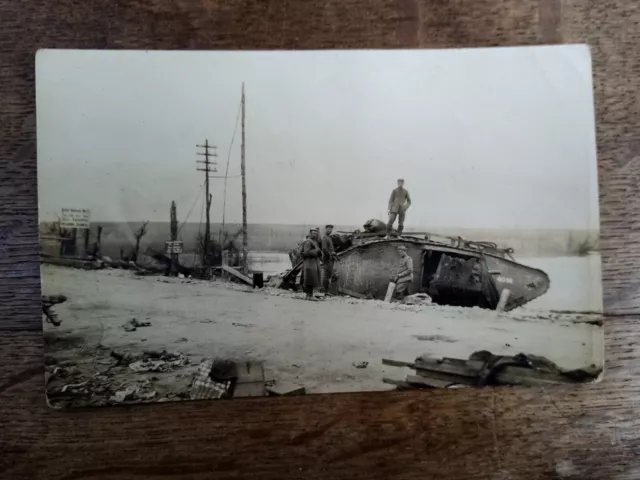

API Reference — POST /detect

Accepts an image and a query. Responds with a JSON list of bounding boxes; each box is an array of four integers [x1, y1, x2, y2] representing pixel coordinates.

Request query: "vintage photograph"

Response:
[[37, 46, 604, 408]]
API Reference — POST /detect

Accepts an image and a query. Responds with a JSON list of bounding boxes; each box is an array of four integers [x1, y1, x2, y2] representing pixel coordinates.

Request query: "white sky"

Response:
[[36, 45, 599, 230]]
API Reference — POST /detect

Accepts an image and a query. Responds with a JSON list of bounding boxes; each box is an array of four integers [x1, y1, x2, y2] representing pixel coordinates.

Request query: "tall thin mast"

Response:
[[196, 139, 217, 266], [241, 83, 248, 273]]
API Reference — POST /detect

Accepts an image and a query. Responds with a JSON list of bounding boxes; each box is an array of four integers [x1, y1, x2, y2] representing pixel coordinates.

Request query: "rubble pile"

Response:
[[383, 350, 601, 389], [111, 349, 190, 373], [45, 348, 192, 408]]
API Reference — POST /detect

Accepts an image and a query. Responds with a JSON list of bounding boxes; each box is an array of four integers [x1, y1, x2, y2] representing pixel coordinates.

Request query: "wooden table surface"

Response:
[[2, 1, 640, 478]]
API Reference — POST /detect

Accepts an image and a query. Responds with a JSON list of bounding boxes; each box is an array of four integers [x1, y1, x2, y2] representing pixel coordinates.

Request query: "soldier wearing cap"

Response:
[[300, 228, 322, 300], [386, 178, 411, 238], [391, 245, 413, 301], [320, 224, 339, 295]]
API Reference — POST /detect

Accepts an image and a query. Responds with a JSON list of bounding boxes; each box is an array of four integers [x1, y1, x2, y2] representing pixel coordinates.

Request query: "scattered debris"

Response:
[[61, 380, 88, 393], [232, 322, 254, 328], [108, 380, 157, 404], [190, 359, 236, 400], [42, 294, 68, 327], [128, 351, 189, 373], [265, 274, 285, 289], [177, 337, 188, 342], [412, 334, 456, 343], [403, 293, 432, 306], [352, 361, 369, 369], [222, 265, 253, 286], [44, 356, 58, 366], [267, 382, 306, 396], [122, 318, 152, 332], [382, 350, 602, 389], [110, 385, 138, 403]]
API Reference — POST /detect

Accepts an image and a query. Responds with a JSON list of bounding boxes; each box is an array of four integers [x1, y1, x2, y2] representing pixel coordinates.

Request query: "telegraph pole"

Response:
[[169, 201, 178, 276], [240, 83, 248, 273], [196, 139, 217, 266]]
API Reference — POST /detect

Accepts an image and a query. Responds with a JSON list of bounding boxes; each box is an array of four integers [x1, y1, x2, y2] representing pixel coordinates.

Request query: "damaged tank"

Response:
[[280, 222, 550, 312]]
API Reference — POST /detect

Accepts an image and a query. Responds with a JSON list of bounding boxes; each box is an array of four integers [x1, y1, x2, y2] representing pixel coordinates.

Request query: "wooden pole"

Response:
[[204, 139, 211, 267], [170, 201, 178, 276], [241, 83, 248, 273], [197, 139, 217, 269]]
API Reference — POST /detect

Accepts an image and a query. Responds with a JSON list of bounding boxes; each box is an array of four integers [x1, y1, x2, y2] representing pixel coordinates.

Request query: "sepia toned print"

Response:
[[37, 46, 603, 408]]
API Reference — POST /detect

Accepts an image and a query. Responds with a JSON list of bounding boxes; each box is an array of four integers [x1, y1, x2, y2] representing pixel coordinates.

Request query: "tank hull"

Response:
[[283, 237, 550, 311]]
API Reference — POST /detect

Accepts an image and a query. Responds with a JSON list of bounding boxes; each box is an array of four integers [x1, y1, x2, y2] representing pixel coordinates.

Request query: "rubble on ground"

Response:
[[382, 350, 602, 389], [122, 318, 152, 332], [110, 349, 189, 373], [45, 348, 193, 408], [403, 293, 432, 305], [190, 358, 269, 400]]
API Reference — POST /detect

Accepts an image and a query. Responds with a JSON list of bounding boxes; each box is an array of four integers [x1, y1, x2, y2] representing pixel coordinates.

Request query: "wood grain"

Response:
[[2, 0, 640, 478]]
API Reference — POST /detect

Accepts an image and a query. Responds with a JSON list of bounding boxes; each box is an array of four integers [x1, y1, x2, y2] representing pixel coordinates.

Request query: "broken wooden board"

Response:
[[405, 375, 460, 389], [384, 282, 396, 302], [382, 377, 414, 390], [222, 265, 253, 286], [337, 287, 367, 299], [383, 356, 594, 388], [266, 382, 306, 396], [233, 361, 266, 398]]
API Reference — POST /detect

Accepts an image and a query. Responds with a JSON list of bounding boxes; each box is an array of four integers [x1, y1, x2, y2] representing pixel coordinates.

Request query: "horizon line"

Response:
[[38, 219, 599, 232]]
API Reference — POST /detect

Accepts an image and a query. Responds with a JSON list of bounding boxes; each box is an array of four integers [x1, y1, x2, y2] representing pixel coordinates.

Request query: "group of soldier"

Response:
[[298, 178, 413, 301], [299, 225, 339, 301]]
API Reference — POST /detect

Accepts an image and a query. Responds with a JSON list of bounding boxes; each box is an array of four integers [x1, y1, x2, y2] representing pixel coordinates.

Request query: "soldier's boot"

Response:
[[397, 225, 404, 238]]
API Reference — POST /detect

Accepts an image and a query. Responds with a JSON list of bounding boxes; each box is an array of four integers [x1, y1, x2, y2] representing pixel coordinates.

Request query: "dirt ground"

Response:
[[42, 265, 604, 407]]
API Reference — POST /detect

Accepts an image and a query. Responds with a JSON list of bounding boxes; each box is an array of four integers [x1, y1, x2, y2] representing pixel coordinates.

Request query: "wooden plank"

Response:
[[387, 355, 596, 387], [496, 288, 511, 312], [222, 265, 253, 286], [266, 383, 306, 396], [337, 287, 367, 299], [413, 358, 482, 378], [382, 358, 414, 368], [235, 361, 265, 384], [233, 383, 266, 398], [405, 375, 461, 389], [384, 282, 396, 302], [233, 361, 266, 397], [381, 377, 414, 389]]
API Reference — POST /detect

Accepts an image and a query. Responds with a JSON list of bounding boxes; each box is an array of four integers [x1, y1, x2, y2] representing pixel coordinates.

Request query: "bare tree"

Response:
[[196, 228, 242, 267], [132, 221, 150, 264]]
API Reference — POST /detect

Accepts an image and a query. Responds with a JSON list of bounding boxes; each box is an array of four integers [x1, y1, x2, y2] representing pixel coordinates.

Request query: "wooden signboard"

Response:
[[165, 240, 183, 254]]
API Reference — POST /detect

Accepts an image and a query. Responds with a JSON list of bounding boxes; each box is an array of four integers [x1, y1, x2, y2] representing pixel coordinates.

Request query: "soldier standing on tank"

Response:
[[386, 178, 411, 239]]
